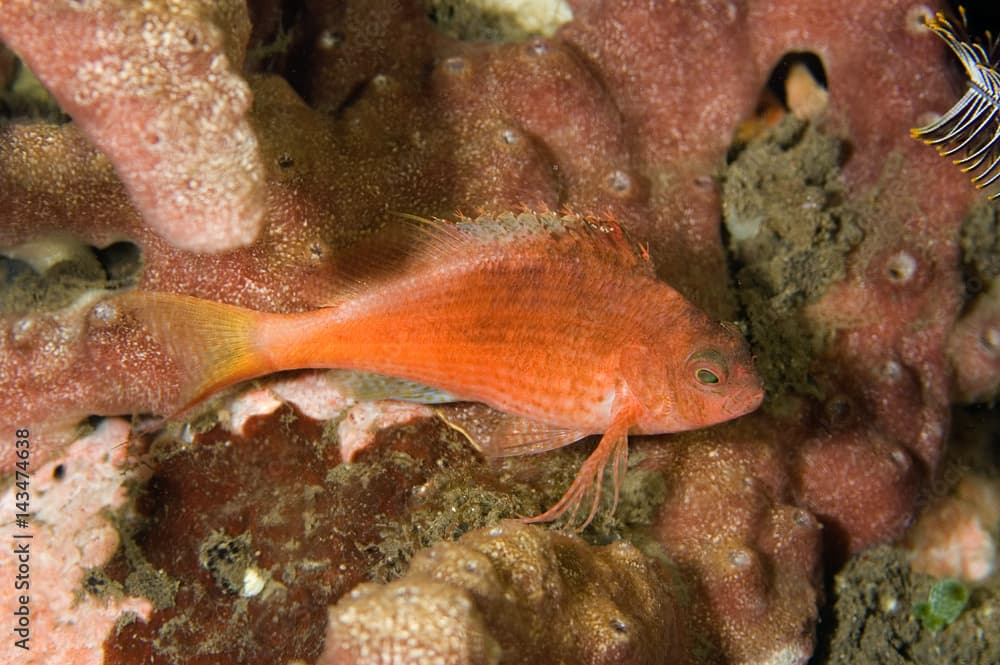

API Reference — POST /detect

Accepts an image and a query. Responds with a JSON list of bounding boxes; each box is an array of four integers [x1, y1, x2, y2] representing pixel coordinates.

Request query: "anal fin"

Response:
[[327, 369, 459, 404]]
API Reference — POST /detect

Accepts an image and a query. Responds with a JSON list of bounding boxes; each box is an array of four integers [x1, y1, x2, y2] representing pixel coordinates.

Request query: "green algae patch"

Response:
[[913, 578, 970, 632]]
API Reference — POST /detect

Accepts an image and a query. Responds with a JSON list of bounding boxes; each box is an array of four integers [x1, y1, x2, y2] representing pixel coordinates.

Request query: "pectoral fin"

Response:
[[521, 386, 640, 530], [435, 403, 587, 457]]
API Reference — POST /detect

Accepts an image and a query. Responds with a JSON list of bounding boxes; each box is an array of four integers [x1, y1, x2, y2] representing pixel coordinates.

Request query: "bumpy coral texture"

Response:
[[0, 0, 988, 663], [0, 0, 265, 253], [322, 520, 681, 665], [0, 419, 152, 664]]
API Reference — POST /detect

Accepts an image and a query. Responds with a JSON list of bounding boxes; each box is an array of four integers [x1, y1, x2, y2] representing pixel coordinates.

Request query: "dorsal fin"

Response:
[[321, 210, 653, 308], [397, 211, 653, 275]]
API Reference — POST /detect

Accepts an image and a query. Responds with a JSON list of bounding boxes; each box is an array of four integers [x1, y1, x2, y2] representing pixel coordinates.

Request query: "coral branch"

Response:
[[0, 0, 264, 252]]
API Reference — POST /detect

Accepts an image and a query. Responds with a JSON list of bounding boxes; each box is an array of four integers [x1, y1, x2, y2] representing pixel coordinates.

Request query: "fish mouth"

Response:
[[721, 383, 765, 419], [745, 382, 765, 412], [730, 366, 765, 412]]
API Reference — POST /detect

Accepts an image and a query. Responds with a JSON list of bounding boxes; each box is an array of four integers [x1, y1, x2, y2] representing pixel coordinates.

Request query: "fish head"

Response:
[[625, 319, 764, 434]]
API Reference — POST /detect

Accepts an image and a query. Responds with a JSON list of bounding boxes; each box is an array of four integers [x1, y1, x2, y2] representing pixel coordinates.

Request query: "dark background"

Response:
[[949, 0, 1000, 42]]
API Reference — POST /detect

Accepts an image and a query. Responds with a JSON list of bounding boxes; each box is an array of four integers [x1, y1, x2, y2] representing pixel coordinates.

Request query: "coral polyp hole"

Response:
[[915, 110, 940, 128], [500, 128, 519, 145], [11, 318, 34, 344], [606, 169, 633, 194], [694, 174, 715, 191], [965, 275, 983, 296], [318, 30, 343, 49], [792, 509, 813, 528], [881, 359, 903, 382], [90, 301, 118, 324], [277, 153, 294, 169], [527, 38, 549, 55], [371, 73, 393, 91], [729, 549, 752, 568], [885, 251, 917, 284], [442, 57, 467, 74], [52, 464, 65, 480], [823, 395, 853, 424], [890, 448, 911, 470], [905, 5, 935, 35], [308, 241, 327, 260], [980, 327, 1000, 354]]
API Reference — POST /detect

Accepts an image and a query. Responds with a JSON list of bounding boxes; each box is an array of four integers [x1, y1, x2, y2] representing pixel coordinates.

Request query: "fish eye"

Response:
[[695, 368, 720, 384], [686, 349, 728, 388]]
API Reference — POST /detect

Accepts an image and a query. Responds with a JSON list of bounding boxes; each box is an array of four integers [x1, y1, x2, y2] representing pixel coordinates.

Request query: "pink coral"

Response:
[[906, 474, 1000, 581], [0, 419, 151, 664], [644, 420, 822, 664], [218, 373, 437, 459], [0, 0, 993, 663], [0, 0, 264, 252]]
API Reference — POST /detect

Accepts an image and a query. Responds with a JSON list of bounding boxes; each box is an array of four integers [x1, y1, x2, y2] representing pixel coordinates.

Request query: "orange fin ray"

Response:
[[393, 210, 653, 276], [320, 210, 652, 308], [435, 403, 587, 457], [118, 292, 268, 412], [521, 426, 630, 531], [520, 392, 637, 530]]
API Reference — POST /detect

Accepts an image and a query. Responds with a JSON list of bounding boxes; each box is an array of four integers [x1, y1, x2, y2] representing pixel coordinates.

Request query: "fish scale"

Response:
[[276, 266, 631, 424]]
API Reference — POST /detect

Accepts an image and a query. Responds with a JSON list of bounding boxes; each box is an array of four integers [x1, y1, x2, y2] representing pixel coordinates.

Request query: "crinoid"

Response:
[[912, 8, 1000, 200]]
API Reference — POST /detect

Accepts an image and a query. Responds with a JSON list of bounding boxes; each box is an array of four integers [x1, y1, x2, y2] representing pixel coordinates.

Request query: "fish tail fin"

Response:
[[119, 292, 269, 412]]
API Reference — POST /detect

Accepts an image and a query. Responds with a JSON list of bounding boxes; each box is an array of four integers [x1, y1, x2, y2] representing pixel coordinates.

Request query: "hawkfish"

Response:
[[118, 212, 763, 528]]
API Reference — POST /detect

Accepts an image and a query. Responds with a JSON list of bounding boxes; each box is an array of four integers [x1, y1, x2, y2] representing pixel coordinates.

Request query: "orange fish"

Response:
[[119, 212, 763, 527]]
